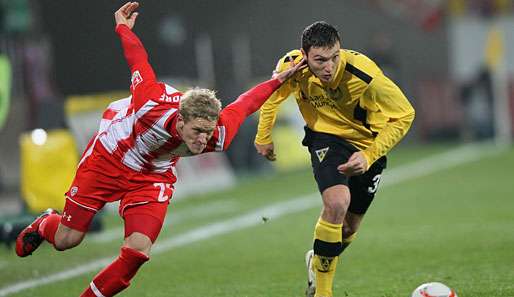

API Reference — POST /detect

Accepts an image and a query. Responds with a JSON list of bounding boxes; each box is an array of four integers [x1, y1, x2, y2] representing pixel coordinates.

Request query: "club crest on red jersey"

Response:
[[131, 70, 143, 88]]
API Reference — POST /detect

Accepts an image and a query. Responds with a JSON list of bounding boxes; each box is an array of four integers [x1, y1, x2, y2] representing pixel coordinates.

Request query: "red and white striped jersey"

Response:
[[78, 24, 282, 180], [81, 81, 230, 175]]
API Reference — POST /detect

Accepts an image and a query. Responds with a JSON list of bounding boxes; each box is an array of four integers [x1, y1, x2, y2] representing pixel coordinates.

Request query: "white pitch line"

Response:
[[152, 194, 320, 253], [0, 142, 504, 296], [382, 142, 502, 186], [89, 199, 240, 243], [0, 195, 319, 297]]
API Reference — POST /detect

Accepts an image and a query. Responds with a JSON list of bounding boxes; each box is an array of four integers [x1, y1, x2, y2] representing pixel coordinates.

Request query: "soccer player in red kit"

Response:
[[15, 2, 305, 296]]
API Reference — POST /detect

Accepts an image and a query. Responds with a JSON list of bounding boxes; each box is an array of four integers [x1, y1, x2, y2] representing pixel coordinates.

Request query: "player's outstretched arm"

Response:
[[226, 57, 305, 119], [254, 56, 304, 161], [114, 1, 149, 71], [217, 58, 305, 152], [114, 1, 159, 107]]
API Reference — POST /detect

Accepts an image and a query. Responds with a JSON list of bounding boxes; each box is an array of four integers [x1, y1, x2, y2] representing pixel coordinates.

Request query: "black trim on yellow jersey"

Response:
[[345, 63, 372, 84], [283, 55, 299, 64], [300, 90, 307, 100], [353, 105, 378, 137]]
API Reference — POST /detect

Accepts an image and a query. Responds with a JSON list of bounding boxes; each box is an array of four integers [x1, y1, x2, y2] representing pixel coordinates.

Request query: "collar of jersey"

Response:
[[169, 115, 182, 141]]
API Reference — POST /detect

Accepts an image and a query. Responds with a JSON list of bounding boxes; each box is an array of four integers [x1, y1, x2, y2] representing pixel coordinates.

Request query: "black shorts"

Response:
[[302, 127, 387, 215]]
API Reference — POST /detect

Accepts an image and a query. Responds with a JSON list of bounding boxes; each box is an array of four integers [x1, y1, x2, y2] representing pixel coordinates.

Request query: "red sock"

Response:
[[80, 247, 149, 297], [38, 214, 61, 244]]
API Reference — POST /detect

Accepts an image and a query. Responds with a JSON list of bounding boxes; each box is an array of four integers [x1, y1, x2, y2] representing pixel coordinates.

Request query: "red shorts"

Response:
[[62, 143, 174, 242]]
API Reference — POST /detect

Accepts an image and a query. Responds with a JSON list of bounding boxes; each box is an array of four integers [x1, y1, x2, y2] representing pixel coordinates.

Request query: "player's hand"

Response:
[[115, 2, 139, 30], [337, 151, 368, 176], [255, 142, 276, 161], [273, 56, 307, 83]]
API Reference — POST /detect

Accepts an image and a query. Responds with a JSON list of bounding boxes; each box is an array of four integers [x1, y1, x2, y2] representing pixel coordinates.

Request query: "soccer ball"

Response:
[[411, 282, 458, 297]]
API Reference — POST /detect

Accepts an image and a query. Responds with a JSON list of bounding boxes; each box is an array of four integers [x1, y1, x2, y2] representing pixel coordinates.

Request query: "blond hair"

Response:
[[179, 88, 221, 122]]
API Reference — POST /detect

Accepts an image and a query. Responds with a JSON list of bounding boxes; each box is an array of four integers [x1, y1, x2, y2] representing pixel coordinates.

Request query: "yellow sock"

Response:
[[312, 218, 342, 297], [313, 254, 338, 297]]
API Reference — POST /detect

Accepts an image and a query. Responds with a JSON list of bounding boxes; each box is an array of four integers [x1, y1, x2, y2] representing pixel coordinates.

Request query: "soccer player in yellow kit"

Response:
[[255, 21, 415, 297]]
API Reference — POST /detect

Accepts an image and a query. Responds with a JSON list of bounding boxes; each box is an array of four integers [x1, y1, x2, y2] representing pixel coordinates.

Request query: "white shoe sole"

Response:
[[305, 249, 316, 297]]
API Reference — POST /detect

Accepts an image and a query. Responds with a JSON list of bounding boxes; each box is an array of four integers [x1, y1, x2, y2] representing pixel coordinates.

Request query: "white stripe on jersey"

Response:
[[165, 84, 179, 94], [215, 126, 226, 152], [102, 100, 130, 124], [78, 134, 99, 168], [152, 153, 177, 173], [99, 97, 144, 154], [88, 85, 191, 174], [79, 97, 133, 167], [105, 96, 131, 114], [122, 107, 177, 171]]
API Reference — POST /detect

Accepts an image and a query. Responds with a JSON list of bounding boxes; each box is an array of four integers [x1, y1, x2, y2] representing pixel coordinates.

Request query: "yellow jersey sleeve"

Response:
[[255, 50, 302, 145], [361, 74, 415, 167]]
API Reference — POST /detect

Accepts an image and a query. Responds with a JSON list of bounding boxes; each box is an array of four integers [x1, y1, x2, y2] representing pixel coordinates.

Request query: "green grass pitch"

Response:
[[1, 143, 513, 296]]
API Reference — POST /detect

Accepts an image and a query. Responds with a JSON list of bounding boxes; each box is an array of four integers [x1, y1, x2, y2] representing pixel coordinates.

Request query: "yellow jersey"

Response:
[[255, 49, 415, 167]]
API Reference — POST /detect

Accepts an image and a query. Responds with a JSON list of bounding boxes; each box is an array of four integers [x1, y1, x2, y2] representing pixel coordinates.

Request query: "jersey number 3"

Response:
[[367, 174, 382, 194]]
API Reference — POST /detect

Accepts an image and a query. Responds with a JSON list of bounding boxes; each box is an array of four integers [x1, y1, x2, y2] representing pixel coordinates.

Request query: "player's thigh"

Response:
[[122, 203, 168, 254], [347, 156, 387, 215], [62, 165, 123, 233], [121, 186, 170, 246], [321, 184, 351, 212]]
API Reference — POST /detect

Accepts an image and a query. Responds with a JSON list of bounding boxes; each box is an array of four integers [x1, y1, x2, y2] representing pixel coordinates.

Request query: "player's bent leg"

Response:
[[81, 205, 164, 297], [310, 185, 350, 297], [16, 205, 90, 256], [81, 244, 150, 297], [123, 231, 153, 255], [320, 185, 350, 224], [53, 198, 98, 251], [341, 211, 364, 253], [53, 224, 86, 251], [80, 233, 154, 297], [312, 218, 342, 297]]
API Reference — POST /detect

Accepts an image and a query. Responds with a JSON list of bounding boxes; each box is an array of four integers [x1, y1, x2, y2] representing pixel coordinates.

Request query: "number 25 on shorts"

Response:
[[153, 182, 173, 202]]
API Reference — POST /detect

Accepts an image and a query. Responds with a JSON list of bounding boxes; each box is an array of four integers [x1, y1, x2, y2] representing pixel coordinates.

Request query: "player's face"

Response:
[[177, 117, 217, 154], [304, 41, 341, 83]]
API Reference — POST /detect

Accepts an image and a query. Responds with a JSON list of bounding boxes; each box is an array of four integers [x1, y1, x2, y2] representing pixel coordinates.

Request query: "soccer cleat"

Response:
[[15, 208, 58, 257], [305, 249, 316, 297]]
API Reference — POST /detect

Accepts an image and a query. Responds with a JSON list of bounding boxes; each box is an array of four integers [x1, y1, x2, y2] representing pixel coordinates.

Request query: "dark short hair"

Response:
[[301, 21, 341, 54]]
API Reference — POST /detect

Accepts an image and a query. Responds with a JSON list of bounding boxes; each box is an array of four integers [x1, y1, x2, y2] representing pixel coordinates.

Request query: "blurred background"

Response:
[[0, 1, 514, 296], [0, 0, 513, 243]]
